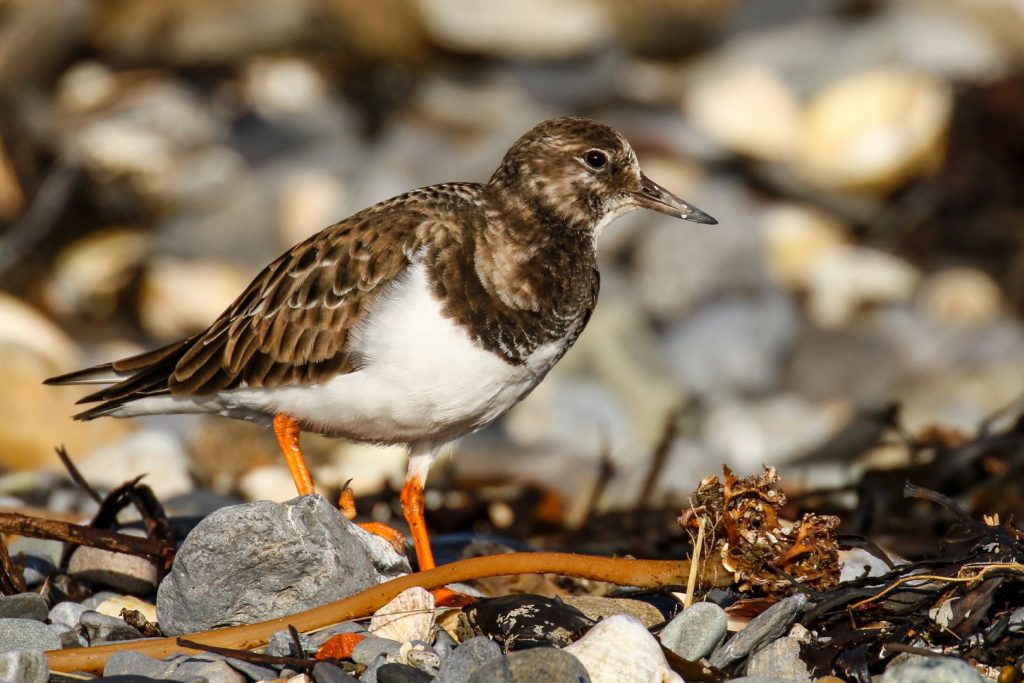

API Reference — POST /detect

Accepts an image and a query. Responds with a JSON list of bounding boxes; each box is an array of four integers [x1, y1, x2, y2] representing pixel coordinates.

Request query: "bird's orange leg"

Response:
[[401, 452, 436, 571], [272, 413, 315, 496], [339, 484, 407, 555]]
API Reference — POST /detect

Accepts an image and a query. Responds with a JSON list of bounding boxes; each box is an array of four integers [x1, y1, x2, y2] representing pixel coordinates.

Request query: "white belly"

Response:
[[211, 261, 568, 444]]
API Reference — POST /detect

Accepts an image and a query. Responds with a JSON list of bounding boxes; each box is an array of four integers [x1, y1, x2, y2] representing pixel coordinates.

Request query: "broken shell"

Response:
[[369, 586, 435, 644], [564, 614, 672, 683]]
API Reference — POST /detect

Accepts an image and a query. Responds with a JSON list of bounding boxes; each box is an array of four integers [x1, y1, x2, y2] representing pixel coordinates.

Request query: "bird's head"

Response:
[[489, 117, 717, 236]]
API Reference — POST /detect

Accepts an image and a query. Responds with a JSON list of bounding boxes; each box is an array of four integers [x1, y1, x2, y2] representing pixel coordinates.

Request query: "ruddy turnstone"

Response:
[[46, 117, 716, 570]]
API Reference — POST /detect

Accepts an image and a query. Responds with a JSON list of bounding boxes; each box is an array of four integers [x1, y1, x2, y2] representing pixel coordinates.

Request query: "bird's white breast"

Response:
[[224, 260, 568, 444]]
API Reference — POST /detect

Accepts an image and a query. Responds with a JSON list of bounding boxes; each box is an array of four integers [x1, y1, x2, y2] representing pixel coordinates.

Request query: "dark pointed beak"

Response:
[[633, 174, 717, 225]]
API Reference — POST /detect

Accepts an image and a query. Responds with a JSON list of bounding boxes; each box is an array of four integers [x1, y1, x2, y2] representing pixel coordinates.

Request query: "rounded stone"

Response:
[[659, 601, 728, 661], [68, 545, 161, 595], [468, 648, 590, 683], [0, 618, 61, 653]]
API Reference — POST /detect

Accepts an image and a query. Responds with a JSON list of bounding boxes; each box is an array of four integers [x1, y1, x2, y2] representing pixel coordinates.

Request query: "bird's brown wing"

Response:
[[48, 192, 466, 418]]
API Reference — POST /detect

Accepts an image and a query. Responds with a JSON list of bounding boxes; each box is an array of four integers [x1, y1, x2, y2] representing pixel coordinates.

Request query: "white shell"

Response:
[[563, 614, 672, 683], [369, 586, 435, 643]]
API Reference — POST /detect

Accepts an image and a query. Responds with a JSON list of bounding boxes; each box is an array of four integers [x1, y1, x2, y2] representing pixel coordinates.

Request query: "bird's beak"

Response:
[[632, 174, 717, 225]]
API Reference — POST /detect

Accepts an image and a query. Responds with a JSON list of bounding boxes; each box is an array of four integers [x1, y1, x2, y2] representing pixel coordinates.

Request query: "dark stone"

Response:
[[709, 594, 808, 670], [468, 648, 590, 682], [0, 618, 61, 652], [0, 593, 48, 622], [227, 656, 281, 682], [434, 636, 502, 683], [376, 663, 433, 683], [79, 610, 144, 643], [464, 595, 594, 652], [312, 661, 359, 683]]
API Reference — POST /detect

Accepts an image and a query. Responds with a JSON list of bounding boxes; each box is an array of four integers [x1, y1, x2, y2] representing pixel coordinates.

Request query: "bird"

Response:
[[45, 117, 716, 571]]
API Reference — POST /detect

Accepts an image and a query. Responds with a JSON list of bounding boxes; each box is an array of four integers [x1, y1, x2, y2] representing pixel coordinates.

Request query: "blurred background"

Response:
[[1, 0, 1022, 547]]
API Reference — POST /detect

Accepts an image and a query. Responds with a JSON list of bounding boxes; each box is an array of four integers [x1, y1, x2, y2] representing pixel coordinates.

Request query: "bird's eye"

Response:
[[583, 150, 608, 170]]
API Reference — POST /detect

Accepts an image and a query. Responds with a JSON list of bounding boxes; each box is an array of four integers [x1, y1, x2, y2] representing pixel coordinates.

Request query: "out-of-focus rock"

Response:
[[785, 327, 902, 406], [138, 256, 251, 340], [68, 543, 161, 595], [702, 394, 848, 470], [237, 465, 307, 503], [94, 594, 157, 624], [0, 294, 131, 470], [896, 359, 1024, 434], [45, 228, 152, 318], [632, 179, 768, 321], [415, 0, 613, 60], [0, 0, 87, 92], [795, 68, 953, 193], [664, 293, 799, 398], [610, 0, 736, 58], [87, 0, 318, 65], [76, 429, 193, 500], [915, 267, 1003, 328], [278, 169, 350, 246], [760, 203, 850, 290], [686, 64, 802, 162], [242, 57, 329, 119], [805, 246, 920, 327]]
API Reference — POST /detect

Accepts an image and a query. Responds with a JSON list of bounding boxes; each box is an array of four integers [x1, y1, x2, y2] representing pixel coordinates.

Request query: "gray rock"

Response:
[[312, 661, 359, 683], [49, 600, 89, 628], [226, 656, 281, 682], [104, 650, 181, 678], [352, 637, 402, 666], [266, 628, 317, 657], [360, 654, 387, 683], [0, 593, 48, 622], [880, 656, 985, 683], [0, 618, 60, 653], [79, 610, 143, 643], [468, 648, 590, 683], [376, 663, 431, 682], [405, 644, 441, 676], [435, 636, 502, 683], [710, 594, 808, 670], [432, 629, 457, 661], [560, 595, 664, 628], [665, 293, 798, 397], [175, 657, 246, 683], [157, 494, 410, 635], [7, 537, 63, 587], [82, 590, 123, 610], [68, 544, 161, 595], [0, 649, 48, 683], [49, 622, 87, 649], [660, 601, 728, 661], [727, 678, 805, 683], [746, 636, 812, 682]]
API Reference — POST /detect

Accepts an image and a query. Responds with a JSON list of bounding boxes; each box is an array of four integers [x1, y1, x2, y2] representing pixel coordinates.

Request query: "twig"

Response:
[[47, 551, 732, 674], [287, 625, 304, 658], [849, 563, 1024, 610], [0, 535, 27, 595], [637, 407, 681, 509], [681, 515, 706, 609], [581, 435, 615, 525], [56, 446, 102, 504], [176, 637, 331, 670], [903, 482, 983, 532], [0, 512, 175, 567]]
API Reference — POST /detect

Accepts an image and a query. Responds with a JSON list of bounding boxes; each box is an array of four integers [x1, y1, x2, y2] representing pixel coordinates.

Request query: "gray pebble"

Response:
[[434, 636, 502, 683], [360, 654, 387, 683], [727, 678, 806, 683], [156, 495, 410, 635], [468, 648, 590, 683], [7, 538, 62, 587], [0, 649, 48, 683], [659, 601, 728, 661], [432, 629, 458, 661], [68, 545, 161, 595], [79, 610, 144, 643], [49, 600, 89, 628], [880, 656, 986, 683], [405, 645, 441, 676], [746, 637, 812, 682], [710, 594, 807, 670], [376, 663, 432, 682], [104, 650, 181, 678], [352, 636, 402, 665], [176, 657, 246, 683], [312, 661, 359, 683], [266, 628, 317, 657], [82, 590, 123, 610], [227, 655, 282, 682], [49, 622, 87, 649], [0, 593, 48, 622], [0, 618, 61, 653]]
